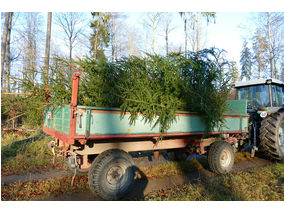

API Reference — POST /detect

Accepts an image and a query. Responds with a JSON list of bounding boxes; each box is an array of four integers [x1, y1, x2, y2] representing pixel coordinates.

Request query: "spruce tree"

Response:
[[240, 40, 253, 80], [90, 12, 112, 61]]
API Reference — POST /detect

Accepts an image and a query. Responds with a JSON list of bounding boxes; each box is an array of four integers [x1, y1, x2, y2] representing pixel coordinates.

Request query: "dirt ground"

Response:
[[48, 156, 272, 201], [1, 154, 272, 201]]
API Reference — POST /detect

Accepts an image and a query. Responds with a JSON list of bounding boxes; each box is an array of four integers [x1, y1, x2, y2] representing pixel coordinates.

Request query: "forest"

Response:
[[1, 11, 284, 203], [1, 12, 284, 131]]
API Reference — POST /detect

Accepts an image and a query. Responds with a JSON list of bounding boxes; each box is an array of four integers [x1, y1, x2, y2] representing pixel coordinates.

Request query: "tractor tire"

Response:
[[208, 141, 235, 174], [259, 112, 284, 161], [88, 149, 135, 200]]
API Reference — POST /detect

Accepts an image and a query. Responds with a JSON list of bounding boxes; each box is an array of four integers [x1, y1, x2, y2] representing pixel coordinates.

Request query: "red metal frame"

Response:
[[73, 131, 248, 141], [43, 64, 82, 150], [68, 65, 82, 144]]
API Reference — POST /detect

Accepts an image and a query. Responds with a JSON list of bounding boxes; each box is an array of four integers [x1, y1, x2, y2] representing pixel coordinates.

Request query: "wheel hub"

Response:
[[220, 149, 231, 168], [106, 165, 125, 186], [278, 122, 284, 152]]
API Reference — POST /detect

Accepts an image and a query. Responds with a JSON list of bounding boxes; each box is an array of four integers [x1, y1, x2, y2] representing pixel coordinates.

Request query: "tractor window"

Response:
[[236, 85, 270, 108], [272, 85, 284, 107]]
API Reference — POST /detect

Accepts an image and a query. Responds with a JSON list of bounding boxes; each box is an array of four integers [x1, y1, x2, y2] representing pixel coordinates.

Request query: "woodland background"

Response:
[[1, 12, 284, 130]]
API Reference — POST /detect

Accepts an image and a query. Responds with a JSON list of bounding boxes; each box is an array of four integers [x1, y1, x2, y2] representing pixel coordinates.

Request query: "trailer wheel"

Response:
[[208, 141, 235, 174], [259, 112, 284, 161], [88, 149, 135, 200]]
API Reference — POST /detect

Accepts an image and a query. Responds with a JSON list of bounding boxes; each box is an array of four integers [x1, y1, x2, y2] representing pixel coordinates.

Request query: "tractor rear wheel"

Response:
[[259, 112, 284, 161]]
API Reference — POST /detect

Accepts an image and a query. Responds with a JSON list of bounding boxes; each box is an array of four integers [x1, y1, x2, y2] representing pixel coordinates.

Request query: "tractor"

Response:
[[234, 78, 284, 161]]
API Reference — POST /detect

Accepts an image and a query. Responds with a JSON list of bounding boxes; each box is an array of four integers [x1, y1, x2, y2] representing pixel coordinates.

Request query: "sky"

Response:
[[1, 11, 254, 62], [51, 12, 254, 72], [0, 1, 281, 78], [206, 12, 252, 62], [124, 12, 253, 67]]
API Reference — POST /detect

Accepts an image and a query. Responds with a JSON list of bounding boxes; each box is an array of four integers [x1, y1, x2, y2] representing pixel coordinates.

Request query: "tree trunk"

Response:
[[267, 12, 274, 78], [4, 12, 13, 93], [44, 12, 52, 85], [93, 13, 102, 61], [196, 13, 200, 52], [69, 37, 72, 82], [27, 18, 33, 82], [166, 31, 169, 56], [152, 15, 156, 54], [274, 56, 278, 79], [1, 13, 9, 89], [258, 64, 261, 79], [184, 15, 188, 57], [32, 16, 37, 84], [111, 15, 116, 62]]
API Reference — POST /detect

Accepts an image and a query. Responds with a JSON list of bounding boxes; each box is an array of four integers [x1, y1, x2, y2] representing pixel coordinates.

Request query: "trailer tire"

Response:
[[88, 149, 135, 200], [208, 141, 235, 174], [259, 112, 284, 161]]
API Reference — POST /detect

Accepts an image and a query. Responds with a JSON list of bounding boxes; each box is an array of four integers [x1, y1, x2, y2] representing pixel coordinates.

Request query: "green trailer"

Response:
[[43, 71, 249, 200]]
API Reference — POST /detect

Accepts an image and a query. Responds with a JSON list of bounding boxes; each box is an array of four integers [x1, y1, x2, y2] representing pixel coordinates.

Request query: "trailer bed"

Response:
[[43, 100, 248, 144]]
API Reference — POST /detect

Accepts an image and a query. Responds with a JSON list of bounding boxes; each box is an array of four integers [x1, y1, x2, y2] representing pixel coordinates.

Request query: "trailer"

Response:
[[43, 69, 249, 200]]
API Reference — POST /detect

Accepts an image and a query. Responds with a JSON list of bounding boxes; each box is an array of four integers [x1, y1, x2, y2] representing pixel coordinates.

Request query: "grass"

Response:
[[1, 175, 89, 201], [142, 163, 284, 201], [1, 130, 65, 176], [234, 151, 254, 162], [1, 163, 283, 201], [137, 158, 207, 179], [1, 130, 283, 201], [136, 151, 254, 180]]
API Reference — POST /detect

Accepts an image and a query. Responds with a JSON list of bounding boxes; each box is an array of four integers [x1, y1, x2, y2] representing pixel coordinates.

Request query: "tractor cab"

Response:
[[234, 79, 284, 114]]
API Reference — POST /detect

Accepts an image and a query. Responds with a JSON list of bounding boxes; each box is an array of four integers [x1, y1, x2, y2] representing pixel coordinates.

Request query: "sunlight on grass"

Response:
[[1, 130, 64, 176], [138, 158, 207, 179], [143, 163, 284, 201], [1, 175, 89, 201]]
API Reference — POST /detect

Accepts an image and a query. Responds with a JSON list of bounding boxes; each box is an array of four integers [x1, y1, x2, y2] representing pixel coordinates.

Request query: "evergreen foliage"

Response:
[[3, 48, 235, 136], [240, 40, 253, 80], [77, 48, 234, 135], [90, 12, 112, 61], [252, 30, 268, 79]]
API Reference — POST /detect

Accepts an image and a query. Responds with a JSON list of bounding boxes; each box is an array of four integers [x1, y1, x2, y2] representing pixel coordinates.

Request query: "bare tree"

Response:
[[180, 12, 215, 54], [143, 13, 162, 54], [108, 13, 128, 61], [55, 12, 84, 80], [1, 12, 10, 89], [109, 13, 119, 61], [267, 12, 274, 78], [189, 13, 203, 52], [18, 13, 42, 85], [179, 12, 190, 55], [254, 12, 284, 79], [44, 12, 52, 85], [126, 26, 142, 57], [160, 13, 176, 56], [4, 12, 13, 92]]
